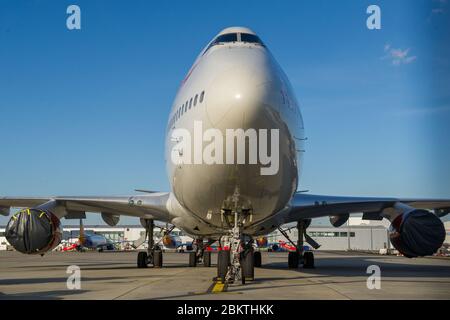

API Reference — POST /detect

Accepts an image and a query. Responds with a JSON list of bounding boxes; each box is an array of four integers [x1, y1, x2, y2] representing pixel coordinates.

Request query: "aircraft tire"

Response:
[[241, 249, 254, 282], [203, 251, 211, 267], [153, 250, 163, 268], [288, 251, 299, 268], [217, 250, 230, 282], [137, 251, 148, 268], [189, 252, 197, 267], [254, 251, 262, 267], [303, 251, 314, 268]]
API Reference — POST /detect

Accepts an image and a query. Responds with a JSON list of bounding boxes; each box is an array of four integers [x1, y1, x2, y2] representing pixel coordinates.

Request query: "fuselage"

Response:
[[82, 234, 110, 248], [164, 27, 304, 237]]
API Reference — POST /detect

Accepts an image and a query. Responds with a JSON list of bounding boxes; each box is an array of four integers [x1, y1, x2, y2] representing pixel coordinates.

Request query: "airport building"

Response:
[[1, 219, 449, 252], [269, 225, 390, 251]]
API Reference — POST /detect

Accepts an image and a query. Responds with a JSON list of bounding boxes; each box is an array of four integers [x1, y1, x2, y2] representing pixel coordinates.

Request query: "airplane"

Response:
[[157, 226, 194, 252], [62, 219, 115, 252], [255, 236, 310, 252], [270, 241, 311, 253], [1, 26, 449, 285]]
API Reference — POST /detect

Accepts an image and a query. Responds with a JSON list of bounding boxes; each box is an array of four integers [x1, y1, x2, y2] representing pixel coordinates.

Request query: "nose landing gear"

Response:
[[216, 210, 255, 285]]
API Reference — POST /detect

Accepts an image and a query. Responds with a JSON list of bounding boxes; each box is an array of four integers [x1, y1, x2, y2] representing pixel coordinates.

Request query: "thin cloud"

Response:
[[382, 44, 417, 66]]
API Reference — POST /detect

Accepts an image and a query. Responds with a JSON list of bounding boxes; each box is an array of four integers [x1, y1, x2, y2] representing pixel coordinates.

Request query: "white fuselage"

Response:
[[164, 28, 305, 237]]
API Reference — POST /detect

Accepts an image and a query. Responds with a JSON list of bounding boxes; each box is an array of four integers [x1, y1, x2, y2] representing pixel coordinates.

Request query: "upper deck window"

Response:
[[240, 33, 265, 46]]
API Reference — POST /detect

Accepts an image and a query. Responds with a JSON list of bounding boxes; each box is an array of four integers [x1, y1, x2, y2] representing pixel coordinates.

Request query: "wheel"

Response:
[[217, 250, 230, 282], [254, 251, 262, 267], [189, 252, 197, 267], [241, 249, 254, 281], [153, 250, 163, 267], [241, 267, 246, 285], [303, 251, 314, 268], [288, 251, 299, 268], [137, 251, 148, 268], [203, 251, 211, 267]]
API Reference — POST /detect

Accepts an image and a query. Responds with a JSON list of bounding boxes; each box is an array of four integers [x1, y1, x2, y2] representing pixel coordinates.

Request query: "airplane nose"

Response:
[[205, 54, 279, 128]]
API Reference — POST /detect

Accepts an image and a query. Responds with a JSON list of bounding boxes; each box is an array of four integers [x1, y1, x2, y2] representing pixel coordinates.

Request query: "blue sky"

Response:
[[0, 0, 449, 225]]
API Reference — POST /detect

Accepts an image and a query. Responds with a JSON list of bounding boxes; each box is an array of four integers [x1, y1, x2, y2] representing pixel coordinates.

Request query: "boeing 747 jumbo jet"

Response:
[[1, 27, 449, 284]]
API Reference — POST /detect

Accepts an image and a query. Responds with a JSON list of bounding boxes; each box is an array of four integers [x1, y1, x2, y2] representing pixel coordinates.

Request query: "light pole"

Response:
[[347, 220, 350, 251]]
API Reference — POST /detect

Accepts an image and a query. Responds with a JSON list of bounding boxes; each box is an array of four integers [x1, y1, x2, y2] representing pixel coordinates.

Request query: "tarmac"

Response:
[[0, 250, 449, 300]]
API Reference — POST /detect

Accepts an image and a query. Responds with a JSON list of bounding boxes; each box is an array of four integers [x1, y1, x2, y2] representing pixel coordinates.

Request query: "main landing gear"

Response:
[[137, 219, 163, 268], [137, 219, 215, 269], [216, 210, 255, 285], [282, 220, 318, 269], [188, 238, 214, 267]]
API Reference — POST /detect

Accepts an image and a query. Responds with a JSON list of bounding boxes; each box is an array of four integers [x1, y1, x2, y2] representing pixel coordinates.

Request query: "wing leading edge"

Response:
[[0, 193, 171, 223], [286, 193, 450, 223]]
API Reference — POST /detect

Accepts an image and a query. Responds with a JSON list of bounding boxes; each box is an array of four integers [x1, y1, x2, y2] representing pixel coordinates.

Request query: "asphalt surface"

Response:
[[0, 250, 449, 300]]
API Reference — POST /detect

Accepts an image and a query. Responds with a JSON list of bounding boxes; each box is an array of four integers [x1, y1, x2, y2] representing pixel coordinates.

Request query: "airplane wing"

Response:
[[0, 193, 171, 223], [286, 193, 450, 222]]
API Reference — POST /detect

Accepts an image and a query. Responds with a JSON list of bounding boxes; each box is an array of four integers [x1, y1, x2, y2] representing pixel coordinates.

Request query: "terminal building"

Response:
[[1, 219, 450, 252]]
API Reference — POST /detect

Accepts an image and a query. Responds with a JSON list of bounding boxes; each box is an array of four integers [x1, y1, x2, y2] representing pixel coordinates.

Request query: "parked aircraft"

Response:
[[1, 26, 449, 284]]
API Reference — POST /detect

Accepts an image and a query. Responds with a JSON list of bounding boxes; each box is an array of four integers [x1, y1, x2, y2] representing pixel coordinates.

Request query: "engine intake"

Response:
[[389, 209, 445, 258], [5, 209, 62, 254]]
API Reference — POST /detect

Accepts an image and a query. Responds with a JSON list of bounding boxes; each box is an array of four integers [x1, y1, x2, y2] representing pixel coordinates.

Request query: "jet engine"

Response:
[[389, 209, 445, 258], [162, 234, 178, 249], [5, 208, 62, 254], [255, 236, 268, 248], [329, 214, 349, 227]]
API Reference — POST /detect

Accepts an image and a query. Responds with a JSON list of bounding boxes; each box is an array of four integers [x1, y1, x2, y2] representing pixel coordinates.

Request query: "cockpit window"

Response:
[[203, 32, 265, 55], [240, 33, 264, 46], [212, 33, 238, 45], [203, 33, 238, 55]]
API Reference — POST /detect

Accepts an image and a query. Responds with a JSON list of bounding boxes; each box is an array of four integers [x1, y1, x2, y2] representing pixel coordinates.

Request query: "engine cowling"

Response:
[[162, 234, 178, 249], [389, 209, 445, 258], [329, 214, 349, 227], [256, 236, 268, 248], [5, 209, 62, 254]]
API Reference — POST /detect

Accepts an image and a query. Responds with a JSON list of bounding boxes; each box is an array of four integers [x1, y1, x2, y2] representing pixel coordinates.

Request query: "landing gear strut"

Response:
[[216, 210, 254, 284], [281, 220, 316, 269], [189, 238, 214, 267], [137, 219, 163, 268]]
